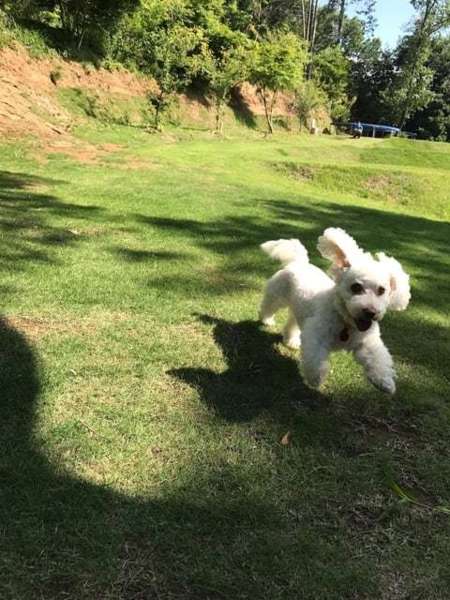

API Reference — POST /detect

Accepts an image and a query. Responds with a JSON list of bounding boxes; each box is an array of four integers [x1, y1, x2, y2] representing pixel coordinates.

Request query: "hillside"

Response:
[[0, 43, 313, 159]]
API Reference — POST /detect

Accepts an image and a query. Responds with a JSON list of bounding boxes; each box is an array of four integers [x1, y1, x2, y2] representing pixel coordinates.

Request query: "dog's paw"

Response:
[[301, 363, 328, 390], [261, 316, 275, 327], [369, 375, 396, 395], [284, 335, 301, 350]]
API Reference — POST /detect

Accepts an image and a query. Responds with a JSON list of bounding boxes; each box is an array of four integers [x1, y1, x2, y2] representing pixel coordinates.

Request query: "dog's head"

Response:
[[317, 228, 411, 332]]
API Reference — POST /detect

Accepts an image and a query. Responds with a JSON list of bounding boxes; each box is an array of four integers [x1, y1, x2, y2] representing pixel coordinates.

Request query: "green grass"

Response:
[[1, 129, 450, 599]]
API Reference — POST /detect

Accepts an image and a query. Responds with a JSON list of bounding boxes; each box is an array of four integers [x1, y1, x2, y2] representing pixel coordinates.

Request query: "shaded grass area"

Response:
[[0, 133, 450, 599]]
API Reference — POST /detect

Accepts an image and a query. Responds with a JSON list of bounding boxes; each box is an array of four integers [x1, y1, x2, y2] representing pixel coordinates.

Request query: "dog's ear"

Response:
[[317, 228, 364, 269], [376, 252, 411, 310]]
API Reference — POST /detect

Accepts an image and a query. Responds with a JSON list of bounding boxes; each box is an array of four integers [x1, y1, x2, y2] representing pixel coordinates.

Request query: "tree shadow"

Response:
[[264, 198, 450, 313], [0, 317, 280, 597], [1, 316, 376, 599], [113, 247, 189, 262], [169, 315, 320, 423], [0, 169, 104, 270], [140, 197, 449, 385], [229, 87, 258, 129]]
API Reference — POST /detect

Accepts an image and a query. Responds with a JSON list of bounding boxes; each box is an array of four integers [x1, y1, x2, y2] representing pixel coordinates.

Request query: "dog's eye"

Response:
[[350, 283, 364, 295], [377, 286, 385, 296]]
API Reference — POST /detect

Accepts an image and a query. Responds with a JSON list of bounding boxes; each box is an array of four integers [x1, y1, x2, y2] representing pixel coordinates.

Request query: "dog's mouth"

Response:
[[355, 317, 373, 332]]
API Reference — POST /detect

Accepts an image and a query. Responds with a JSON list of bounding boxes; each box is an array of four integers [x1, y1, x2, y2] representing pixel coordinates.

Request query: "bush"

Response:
[[313, 45, 352, 122], [296, 81, 329, 132], [0, 10, 13, 48], [250, 31, 308, 133]]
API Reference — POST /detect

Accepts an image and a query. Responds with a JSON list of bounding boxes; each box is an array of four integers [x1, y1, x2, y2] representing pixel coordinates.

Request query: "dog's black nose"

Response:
[[362, 309, 376, 320]]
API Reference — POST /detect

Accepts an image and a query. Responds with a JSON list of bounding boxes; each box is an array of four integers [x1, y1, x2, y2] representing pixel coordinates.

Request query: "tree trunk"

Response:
[[260, 88, 274, 134], [215, 97, 224, 134], [154, 97, 162, 131], [337, 0, 346, 45], [300, 0, 307, 39], [307, 0, 320, 79]]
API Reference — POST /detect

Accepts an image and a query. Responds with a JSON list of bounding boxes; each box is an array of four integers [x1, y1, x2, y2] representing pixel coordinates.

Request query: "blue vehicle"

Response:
[[351, 121, 363, 138], [349, 121, 401, 138]]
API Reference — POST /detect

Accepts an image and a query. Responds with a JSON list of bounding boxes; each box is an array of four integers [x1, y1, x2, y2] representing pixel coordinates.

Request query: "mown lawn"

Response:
[[1, 128, 449, 599]]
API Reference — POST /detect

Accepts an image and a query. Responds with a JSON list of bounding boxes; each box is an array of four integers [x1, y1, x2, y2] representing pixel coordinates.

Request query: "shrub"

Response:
[[250, 32, 308, 133], [296, 81, 329, 132]]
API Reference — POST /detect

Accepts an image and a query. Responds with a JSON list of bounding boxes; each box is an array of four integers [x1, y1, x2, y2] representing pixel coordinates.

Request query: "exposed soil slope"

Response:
[[0, 44, 328, 159]]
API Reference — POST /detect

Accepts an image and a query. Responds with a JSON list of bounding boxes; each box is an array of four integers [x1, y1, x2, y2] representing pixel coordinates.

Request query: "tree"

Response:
[[355, 0, 377, 36], [18, 0, 140, 49], [386, 0, 450, 128], [112, 1, 202, 129], [146, 24, 204, 130], [405, 35, 450, 140], [296, 80, 328, 131], [321, 0, 377, 44], [250, 31, 307, 133], [350, 45, 395, 123], [313, 45, 351, 121], [204, 42, 251, 133]]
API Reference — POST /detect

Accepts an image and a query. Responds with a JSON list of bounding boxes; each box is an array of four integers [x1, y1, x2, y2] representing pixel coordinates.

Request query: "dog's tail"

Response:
[[260, 239, 309, 266]]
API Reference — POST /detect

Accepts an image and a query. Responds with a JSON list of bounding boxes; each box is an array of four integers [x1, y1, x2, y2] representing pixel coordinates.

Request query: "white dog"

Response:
[[259, 228, 411, 394]]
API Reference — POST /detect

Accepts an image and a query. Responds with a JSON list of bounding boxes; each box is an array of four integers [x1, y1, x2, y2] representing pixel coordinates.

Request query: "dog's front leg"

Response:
[[354, 335, 396, 395], [300, 319, 331, 389]]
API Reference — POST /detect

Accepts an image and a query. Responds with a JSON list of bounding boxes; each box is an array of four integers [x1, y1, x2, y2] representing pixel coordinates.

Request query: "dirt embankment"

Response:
[[0, 45, 155, 159], [0, 44, 328, 159], [0, 45, 151, 136]]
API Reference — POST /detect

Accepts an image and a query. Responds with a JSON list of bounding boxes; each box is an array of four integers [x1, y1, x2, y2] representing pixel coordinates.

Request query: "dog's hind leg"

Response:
[[259, 291, 285, 326], [283, 311, 301, 349], [259, 271, 289, 326]]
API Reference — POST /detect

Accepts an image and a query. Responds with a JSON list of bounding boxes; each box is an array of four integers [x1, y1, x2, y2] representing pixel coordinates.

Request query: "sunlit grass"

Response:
[[1, 130, 449, 599]]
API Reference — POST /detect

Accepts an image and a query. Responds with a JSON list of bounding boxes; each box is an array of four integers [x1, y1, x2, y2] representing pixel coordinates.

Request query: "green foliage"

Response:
[[201, 34, 252, 133], [313, 45, 351, 121], [0, 8, 13, 47], [110, 1, 204, 129], [0, 8, 56, 56], [296, 81, 329, 131], [406, 35, 450, 140], [383, 0, 450, 128], [3, 0, 139, 51], [250, 31, 308, 133], [383, 43, 434, 128], [58, 86, 153, 126]]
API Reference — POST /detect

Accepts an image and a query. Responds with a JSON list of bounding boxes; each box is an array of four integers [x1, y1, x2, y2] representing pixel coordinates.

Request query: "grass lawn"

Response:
[[1, 127, 449, 599]]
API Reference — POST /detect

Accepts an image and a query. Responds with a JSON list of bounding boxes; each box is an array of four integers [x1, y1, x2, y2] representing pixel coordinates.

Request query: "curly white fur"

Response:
[[259, 228, 411, 395]]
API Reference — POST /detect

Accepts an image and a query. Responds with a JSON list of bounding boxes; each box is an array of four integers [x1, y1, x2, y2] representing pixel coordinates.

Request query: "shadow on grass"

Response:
[[229, 87, 258, 129], [114, 247, 188, 262], [169, 315, 320, 423], [0, 169, 103, 269], [0, 316, 377, 599], [1, 167, 449, 596]]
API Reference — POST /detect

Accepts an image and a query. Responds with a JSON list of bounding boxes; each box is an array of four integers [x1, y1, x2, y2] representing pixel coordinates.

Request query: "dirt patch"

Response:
[[0, 43, 306, 151], [365, 175, 394, 193], [4, 315, 97, 340], [112, 158, 161, 171], [4, 312, 130, 340], [274, 161, 316, 181], [0, 45, 153, 159], [364, 174, 413, 204], [237, 82, 296, 118], [41, 139, 123, 164]]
